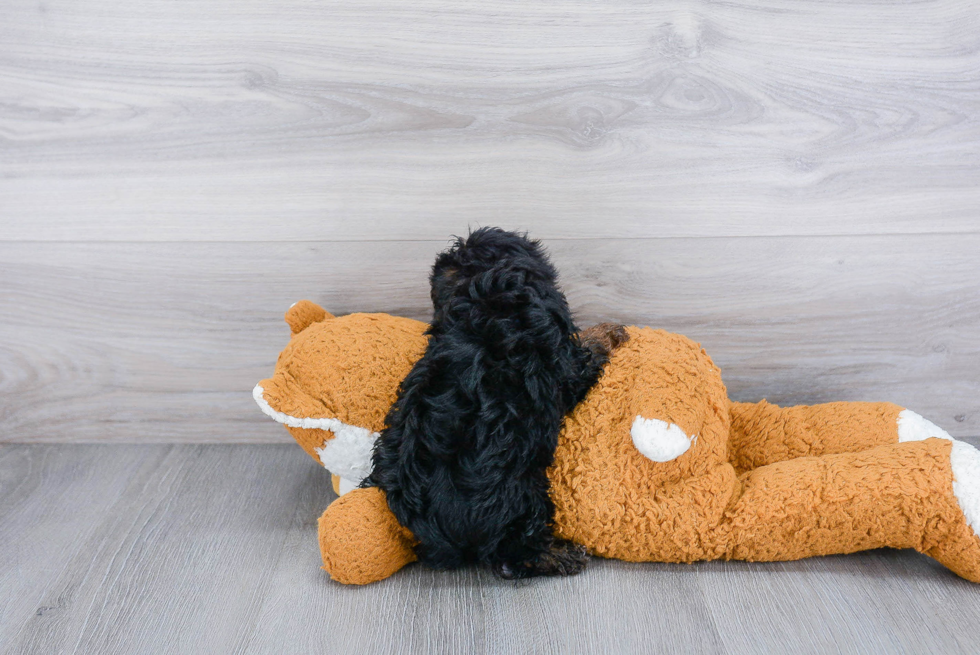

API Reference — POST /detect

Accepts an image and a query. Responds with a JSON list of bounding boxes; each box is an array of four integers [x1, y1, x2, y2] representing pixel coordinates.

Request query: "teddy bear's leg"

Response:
[[720, 437, 980, 583], [728, 400, 912, 474]]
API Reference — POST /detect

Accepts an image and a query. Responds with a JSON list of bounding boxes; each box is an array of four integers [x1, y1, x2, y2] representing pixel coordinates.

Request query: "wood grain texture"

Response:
[[2, 0, 979, 240], [2, 235, 978, 443], [3, 443, 980, 654], [0, 445, 172, 647]]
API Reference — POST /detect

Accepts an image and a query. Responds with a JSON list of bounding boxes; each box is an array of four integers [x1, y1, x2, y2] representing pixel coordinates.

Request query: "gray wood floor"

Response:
[[3, 442, 980, 655]]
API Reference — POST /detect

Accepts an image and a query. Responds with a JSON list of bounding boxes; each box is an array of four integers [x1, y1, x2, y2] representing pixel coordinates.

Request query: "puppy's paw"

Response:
[[539, 540, 589, 577], [493, 540, 589, 579]]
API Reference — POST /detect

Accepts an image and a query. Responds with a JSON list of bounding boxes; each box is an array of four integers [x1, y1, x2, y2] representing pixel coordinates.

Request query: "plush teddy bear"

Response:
[[254, 300, 980, 585]]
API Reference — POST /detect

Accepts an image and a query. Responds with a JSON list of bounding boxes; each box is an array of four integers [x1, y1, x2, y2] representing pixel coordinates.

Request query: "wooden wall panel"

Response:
[[1, 0, 977, 443], [1, 235, 977, 442], [1, 0, 978, 240]]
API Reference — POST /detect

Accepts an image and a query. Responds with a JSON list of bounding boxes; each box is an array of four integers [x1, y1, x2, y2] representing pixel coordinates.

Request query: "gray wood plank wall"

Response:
[[2, 0, 978, 442]]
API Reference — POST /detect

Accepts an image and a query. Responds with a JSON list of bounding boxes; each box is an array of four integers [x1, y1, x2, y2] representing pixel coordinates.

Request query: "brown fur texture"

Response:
[[259, 310, 427, 461], [255, 304, 980, 585], [318, 487, 417, 585], [728, 399, 904, 474]]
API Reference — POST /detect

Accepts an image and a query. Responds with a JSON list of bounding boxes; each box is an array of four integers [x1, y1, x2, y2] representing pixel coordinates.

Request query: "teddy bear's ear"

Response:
[[285, 300, 334, 336]]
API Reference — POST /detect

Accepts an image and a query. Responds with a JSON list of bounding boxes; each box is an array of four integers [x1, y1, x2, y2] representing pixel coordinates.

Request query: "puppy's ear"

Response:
[[430, 265, 460, 311], [285, 300, 334, 336]]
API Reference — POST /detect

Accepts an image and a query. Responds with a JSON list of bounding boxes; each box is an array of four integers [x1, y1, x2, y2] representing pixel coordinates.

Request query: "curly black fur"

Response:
[[367, 227, 609, 578]]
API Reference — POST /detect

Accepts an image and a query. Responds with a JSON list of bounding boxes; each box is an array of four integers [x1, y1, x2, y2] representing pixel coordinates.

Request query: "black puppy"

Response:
[[368, 227, 625, 578]]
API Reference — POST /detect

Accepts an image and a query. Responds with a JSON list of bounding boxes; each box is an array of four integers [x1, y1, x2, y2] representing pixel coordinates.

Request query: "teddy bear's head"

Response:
[[253, 301, 428, 486]]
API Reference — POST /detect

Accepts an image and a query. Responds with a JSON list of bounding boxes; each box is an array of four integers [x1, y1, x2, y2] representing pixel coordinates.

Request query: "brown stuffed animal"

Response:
[[254, 301, 980, 585]]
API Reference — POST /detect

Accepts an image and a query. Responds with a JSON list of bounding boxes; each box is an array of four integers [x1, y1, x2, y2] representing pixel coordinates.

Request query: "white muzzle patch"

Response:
[[253, 384, 379, 483]]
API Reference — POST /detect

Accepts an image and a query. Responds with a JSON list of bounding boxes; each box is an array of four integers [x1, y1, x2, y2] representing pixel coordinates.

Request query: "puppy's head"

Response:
[[430, 227, 560, 321]]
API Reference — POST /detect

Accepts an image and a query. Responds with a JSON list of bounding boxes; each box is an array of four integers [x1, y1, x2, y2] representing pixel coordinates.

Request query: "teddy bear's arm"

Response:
[[318, 487, 418, 585], [727, 399, 908, 474]]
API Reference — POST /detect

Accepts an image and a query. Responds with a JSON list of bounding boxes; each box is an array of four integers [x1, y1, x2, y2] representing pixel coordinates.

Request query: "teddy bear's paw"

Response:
[[951, 439, 980, 540], [897, 411, 980, 539], [924, 439, 980, 584], [631, 416, 695, 463], [897, 409, 953, 443]]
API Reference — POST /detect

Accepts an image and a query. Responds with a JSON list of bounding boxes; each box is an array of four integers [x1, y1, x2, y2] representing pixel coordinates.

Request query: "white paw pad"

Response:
[[951, 440, 980, 539], [897, 409, 953, 442], [898, 409, 980, 539], [631, 416, 695, 463], [253, 383, 379, 482]]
